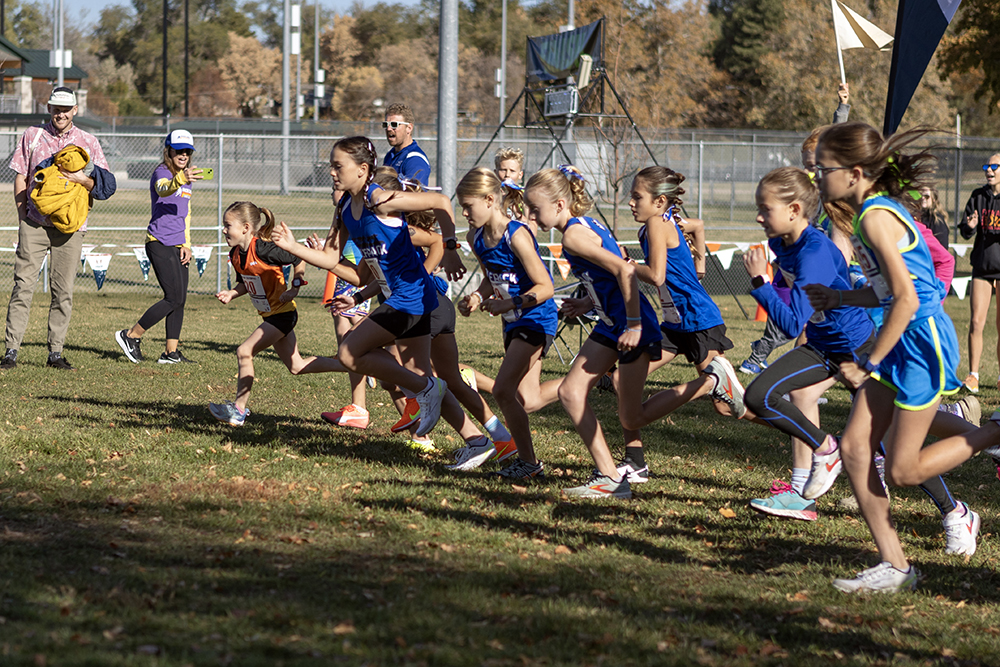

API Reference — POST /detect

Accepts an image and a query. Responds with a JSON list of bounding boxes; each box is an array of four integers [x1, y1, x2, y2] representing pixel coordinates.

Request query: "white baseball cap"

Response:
[[47, 87, 77, 107], [165, 129, 195, 151]]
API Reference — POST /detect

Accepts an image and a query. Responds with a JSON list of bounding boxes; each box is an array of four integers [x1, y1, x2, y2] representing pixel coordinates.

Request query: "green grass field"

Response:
[[2, 290, 1000, 666]]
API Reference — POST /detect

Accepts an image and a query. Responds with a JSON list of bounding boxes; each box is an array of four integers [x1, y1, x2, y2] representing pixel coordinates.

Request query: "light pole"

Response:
[[499, 0, 507, 144], [282, 0, 290, 195]]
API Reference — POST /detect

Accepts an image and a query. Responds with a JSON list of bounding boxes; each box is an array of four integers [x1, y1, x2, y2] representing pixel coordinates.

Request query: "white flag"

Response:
[[833, 1, 893, 51]]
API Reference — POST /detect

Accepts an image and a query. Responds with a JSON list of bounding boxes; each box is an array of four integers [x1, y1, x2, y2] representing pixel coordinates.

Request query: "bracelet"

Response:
[[627, 326, 642, 333], [470, 291, 483, 304], [836, 290, 843, 308], [626, 316, 642, 322]]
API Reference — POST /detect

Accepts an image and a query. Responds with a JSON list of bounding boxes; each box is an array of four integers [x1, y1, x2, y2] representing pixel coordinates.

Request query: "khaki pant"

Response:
[[4, 218, 85, 355]]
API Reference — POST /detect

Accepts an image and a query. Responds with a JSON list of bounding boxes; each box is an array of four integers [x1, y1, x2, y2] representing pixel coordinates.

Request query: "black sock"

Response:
[[625, 446, 645, 468]]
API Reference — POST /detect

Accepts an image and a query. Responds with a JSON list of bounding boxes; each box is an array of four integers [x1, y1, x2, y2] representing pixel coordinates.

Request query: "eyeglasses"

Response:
[[813, 165, 851, 178], [382, 121, 412, 129], [983, 164, 1000, 172]]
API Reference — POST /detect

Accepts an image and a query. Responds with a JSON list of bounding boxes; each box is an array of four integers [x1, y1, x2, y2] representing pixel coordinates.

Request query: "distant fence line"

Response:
[[0, 127, 989, 302]]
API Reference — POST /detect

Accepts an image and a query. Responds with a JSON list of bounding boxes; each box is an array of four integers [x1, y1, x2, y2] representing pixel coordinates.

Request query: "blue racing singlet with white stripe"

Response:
[[339, 184, 437, 315], [473, 220, 557, 335], [638, 212, 723, 332], [562, 216, 661, 344]]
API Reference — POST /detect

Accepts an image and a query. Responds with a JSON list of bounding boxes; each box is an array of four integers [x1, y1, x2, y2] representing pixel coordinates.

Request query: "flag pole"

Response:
[[831, 0, 847, 84]]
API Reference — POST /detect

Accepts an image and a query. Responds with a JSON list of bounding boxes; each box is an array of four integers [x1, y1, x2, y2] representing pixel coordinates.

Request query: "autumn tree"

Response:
[[219, 32, 281, 117]]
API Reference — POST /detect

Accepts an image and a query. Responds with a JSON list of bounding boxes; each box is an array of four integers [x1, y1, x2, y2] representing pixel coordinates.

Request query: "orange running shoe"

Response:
[[391, 397, 421, 432], [321, 404, 370, 429], [492, 438, 518, 462]]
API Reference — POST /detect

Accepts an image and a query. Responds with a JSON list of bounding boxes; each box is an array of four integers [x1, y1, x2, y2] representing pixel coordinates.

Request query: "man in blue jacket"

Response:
[[381, 103, 431, 187]]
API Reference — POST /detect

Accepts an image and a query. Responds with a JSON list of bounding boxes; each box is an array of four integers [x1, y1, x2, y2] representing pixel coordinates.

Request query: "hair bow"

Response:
[[557, 164, 585, 181]]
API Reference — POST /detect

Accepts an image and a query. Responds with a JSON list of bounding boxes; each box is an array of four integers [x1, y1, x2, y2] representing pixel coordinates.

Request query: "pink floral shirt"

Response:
[[9, 122, 109, 230]]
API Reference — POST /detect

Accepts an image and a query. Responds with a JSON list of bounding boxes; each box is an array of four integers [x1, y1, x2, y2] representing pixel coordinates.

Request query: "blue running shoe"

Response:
[[739, 358, 767, 375], [749, 480, 817, 521]]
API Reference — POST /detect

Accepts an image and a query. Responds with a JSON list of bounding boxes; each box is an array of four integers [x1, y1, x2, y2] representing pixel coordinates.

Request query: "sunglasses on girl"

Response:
[[983, 163, 1000, 172], [381, 121, 411, 129]]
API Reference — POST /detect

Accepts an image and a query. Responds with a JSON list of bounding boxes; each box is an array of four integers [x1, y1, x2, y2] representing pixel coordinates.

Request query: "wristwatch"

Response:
[[444, 237, 459, 251], [291, 277, 307, 288], [854, 351, 878, 374], [512, 295, 524, 310], [751, 274, 770, 289]]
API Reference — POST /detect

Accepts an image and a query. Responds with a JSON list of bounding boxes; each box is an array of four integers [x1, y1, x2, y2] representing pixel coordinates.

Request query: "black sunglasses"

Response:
[[983, 163, 1000, 172], [172, 148, 194, 156]]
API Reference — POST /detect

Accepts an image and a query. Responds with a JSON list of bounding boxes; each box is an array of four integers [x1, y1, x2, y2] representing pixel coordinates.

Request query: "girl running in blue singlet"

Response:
[[612, 167, 747, 484], [804, 123, 984, 593], [524, 165, 662, 500], [457, 167, 560, 480], [271, 137, 481, 446]]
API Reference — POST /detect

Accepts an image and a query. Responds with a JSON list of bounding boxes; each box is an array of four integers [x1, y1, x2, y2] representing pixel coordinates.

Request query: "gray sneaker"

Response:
[[832, 561, 918, 594], [704, 356, 746, 418], [209, 401, 248, 426], [496, 458, 545, 479], [562, 472, 631, 499]]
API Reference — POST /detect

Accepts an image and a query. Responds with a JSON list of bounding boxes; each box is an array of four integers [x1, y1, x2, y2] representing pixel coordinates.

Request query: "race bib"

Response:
[[656, 284, 681, 325], [364, 257, 392, 298], [579, 272, 613, 326], [243, 274, 271, 313], [492, 281, 521, 323], [850, 235, 890, 302]]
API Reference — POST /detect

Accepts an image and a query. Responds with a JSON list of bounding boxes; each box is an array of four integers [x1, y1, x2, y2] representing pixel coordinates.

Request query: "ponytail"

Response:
[[817, 122, 939, 217], [224, 201, 275, 239], [524, 165, 593, 217]]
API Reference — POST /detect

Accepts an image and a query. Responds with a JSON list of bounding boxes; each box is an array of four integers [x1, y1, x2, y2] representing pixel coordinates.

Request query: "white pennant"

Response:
[[713, 248, 737, 271], [952, 276, 971, 300], [951, 244, 970, 258]]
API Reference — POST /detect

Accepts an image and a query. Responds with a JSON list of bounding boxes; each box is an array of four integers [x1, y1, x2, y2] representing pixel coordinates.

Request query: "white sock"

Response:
[[484, 416, 511, 442], [791, 468, 809, 496], [971, 372, 980, 379]]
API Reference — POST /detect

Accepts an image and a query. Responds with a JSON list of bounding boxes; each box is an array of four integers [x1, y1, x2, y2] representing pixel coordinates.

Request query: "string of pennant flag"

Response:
[[0, 240, 981, 295]]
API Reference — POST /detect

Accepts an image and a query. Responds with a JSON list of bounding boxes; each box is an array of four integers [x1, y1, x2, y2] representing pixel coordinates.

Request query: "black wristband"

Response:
[[751, 275, 767, 289]]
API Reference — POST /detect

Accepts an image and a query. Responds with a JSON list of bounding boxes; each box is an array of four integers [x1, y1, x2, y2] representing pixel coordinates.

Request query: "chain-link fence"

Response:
[[0, 126, 992, 305]]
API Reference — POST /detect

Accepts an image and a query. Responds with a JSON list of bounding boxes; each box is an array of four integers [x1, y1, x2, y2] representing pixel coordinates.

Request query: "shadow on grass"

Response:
[[1, 488, 997, 666]]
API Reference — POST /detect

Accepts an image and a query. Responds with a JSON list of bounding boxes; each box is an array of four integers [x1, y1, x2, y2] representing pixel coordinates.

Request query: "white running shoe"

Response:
[[414, 377, 447, 437], [802, 435, 843, 500], [446, 438, 495, 471], [832, 561, 918, 594], [704, 356, 746, 418], [562, 472, 632, 499], [943, 502, 980, 556]]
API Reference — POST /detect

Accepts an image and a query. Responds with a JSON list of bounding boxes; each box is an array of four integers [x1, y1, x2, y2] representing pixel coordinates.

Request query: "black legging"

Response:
[[137, 240, 189, 340], [745, 342, 957, 515]]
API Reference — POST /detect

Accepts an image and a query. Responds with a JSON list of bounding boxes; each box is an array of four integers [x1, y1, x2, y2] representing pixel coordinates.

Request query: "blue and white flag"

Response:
[[883, 0, 961, 135]]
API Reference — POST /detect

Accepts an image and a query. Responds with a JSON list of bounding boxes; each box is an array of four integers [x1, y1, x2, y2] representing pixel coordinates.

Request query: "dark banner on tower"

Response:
[[526, 19, 603, 84]]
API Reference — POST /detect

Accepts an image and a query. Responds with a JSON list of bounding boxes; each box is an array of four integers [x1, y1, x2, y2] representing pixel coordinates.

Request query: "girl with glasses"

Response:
[[958, 153, 1000, 393]]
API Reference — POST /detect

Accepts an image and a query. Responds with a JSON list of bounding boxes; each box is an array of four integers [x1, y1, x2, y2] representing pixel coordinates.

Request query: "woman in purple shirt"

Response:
[[115, 130, 204, 364]]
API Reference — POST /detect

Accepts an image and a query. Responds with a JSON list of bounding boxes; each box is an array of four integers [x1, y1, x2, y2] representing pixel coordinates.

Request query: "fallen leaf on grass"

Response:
[[719, 508, 736, 519], [511, 485, 528, 494], [440, 544, 456, 553], [333, 621, 355, 635], [818, 617, 836, 629], [555, 545, 573, 555]]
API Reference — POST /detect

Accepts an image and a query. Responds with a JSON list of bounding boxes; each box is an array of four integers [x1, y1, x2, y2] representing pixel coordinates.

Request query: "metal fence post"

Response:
[[697, 141, 704, 219], [729, 144, 736, 223], [217, 134, 224, 293]]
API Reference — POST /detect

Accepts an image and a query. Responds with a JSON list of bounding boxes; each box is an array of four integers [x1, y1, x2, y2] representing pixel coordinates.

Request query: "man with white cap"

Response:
[[1, 86, 116, 371]]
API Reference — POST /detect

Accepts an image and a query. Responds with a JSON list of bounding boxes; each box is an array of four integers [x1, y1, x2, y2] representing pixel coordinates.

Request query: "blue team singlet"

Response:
[[473, 220, 557, 336], [852, 194, 960, 409], [339, 184, 437, 315], [638, 212, 723, 332], [562, 216, 661, 345]]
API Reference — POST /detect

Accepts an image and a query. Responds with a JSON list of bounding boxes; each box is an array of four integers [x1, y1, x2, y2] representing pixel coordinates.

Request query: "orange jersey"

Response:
[[230, 238, 296, 316]]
